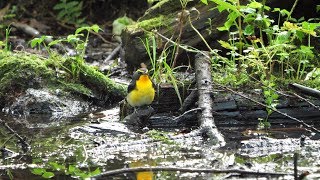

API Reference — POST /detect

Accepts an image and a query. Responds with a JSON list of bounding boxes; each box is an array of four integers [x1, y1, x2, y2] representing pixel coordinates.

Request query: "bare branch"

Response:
[[93, 166, 292, 178]]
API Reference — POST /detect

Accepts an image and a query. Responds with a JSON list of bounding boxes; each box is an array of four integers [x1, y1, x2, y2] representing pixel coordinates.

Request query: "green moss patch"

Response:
[[0, 52, 54, 99], [0, 50, 126, 107], [127, 15, 174, 32]]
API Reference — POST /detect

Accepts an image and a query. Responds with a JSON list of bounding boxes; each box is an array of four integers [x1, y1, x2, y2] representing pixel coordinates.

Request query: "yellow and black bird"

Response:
[[126, 67, 156, 108]]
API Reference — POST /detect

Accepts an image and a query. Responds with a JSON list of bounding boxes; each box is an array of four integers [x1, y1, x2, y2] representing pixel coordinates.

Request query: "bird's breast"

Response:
[[127, 75, 155, 107]]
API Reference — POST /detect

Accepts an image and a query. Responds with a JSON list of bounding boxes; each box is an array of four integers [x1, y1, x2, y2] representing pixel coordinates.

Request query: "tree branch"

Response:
[[93, 166, 292, 178]]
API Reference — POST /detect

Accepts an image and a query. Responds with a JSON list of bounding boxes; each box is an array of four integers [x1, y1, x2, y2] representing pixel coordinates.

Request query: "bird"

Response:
[[126, 66, 156, 108]]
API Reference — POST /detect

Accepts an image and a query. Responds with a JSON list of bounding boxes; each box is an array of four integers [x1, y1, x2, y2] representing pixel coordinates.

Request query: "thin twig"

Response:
[[188, 16, 213, 53], [104, 43, 122, 62], [249, 75, 294, 98], [289, 83, 320, 98], [154, 31, 210, 59], [1, 134, 16, 148], [294, 152, 298, 180], [82, 144, 88, 163], [287, 0, 300, 21], [93, 166, 292, 178], [0, 119, 30, 149], [292, 93, 320, 111], [174, 107, 202, 122], [214, 83, 320, 134]]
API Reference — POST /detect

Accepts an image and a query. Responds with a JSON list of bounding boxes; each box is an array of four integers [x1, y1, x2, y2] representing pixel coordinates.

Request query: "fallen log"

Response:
[[289, 83, 320, 98], [149, 88, 320, 139], [93, 166, 292, 178], [194, 52, 225, 146], [121, 0, 227, 70]]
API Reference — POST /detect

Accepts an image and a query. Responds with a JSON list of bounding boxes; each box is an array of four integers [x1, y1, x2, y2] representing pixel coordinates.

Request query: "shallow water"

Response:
[[1, 107, 320, 179]]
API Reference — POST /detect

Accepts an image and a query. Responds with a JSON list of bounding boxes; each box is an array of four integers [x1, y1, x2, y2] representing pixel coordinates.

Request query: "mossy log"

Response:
[[0, 51, 126, 109], [78, 62, 126, 105], [121, 0, 227, 71]]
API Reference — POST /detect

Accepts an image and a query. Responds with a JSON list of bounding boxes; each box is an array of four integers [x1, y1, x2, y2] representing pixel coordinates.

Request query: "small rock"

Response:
[[4, 88, 95, 118]]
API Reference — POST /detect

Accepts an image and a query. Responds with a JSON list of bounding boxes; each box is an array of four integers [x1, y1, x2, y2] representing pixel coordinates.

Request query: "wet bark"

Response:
[[149, 90, 320, 139], [194, 52, 225, 145], [289, 83, 320, 98]]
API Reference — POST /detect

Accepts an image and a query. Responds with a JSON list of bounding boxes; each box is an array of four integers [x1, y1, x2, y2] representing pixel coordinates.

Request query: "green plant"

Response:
[[0, 27, 12, 51], [197, 0, 320, 129], [142, 35, 184, 105], [53, 0, 85, 26], [30, 24, 100, 80], [31, 162, 100, 179], [259, 75, 279, 129], [146, 130, 175, 145], [31, 168, 55, 179], [201, 0, 320, 82], [112, 16, 134, 42]]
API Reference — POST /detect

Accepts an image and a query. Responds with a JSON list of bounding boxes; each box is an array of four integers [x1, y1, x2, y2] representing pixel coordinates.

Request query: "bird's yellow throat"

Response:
[[127, 74, 155, 107]]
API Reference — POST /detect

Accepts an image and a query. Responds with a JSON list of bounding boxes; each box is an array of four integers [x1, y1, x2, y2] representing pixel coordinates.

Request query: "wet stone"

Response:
[[3, 88, 94, 118]]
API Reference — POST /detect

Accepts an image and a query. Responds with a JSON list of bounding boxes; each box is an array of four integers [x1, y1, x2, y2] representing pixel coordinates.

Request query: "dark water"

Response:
[[1, 108, 320, 180]]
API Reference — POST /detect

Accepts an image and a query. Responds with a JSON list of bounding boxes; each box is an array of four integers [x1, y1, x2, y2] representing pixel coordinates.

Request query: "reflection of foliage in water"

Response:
[[29, 121, 101, 179]]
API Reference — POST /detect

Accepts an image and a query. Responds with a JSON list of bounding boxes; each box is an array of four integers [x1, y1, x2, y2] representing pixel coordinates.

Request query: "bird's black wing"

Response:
[[127, 80, 136, 93], [127, 71, 140, 93]]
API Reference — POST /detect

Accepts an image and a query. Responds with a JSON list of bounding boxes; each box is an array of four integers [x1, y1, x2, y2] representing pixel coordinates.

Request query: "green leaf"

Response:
[[42, 171, 55, 179], [30, 38, 41, 48], [274, 31, 290, 44], [91, 24, 100, 33], [200, 0, 208, 5], [209, 0, 241, 15], [57, 10, 68, 20], [67, 34, 81, 42], [75, 26, 89, 34], [221, 11, 239, 31], [49, 162, 65, 171], [31, 168, 45, 175], [243, 13, 256, 23], [272, 93, 279, 99], [317, 5, 320, 12], [48, 39, 61, 47], [272, 8, 280, 12], [248, 1, 263, 9], [244, 24, 254, 35], [280, 9, 290, 17], [68, 165, 76, 174], [302, 22, 320, 31], [53, 3, 66, 10], [66, 1, 79, 9], [77, 172, 89, 179], [240, 7, 256, 14], [218, 40, 236, 50], [90, 168, 101, 176]]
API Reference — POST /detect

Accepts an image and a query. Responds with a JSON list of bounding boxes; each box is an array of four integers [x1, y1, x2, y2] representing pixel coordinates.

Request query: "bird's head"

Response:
[[136, 67, 148, 75], [132, 67, 149, 81]]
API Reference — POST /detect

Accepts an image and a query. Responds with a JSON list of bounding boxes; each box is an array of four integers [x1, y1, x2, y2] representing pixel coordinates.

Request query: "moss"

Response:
[[55, 81, 92, 97], [79, 62, 127, 99], [0, 51, 54, 100], [127, 15, 174, 32], [0, 50, 126, 107]]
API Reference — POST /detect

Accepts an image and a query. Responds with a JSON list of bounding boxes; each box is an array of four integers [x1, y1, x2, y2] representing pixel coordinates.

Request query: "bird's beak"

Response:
[[137, 68, 148, 74]]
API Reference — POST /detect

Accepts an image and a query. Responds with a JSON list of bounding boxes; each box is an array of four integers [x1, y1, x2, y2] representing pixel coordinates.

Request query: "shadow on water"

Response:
[[1, 107, 320, 179]]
